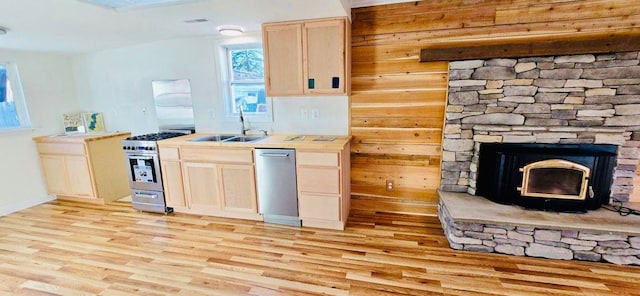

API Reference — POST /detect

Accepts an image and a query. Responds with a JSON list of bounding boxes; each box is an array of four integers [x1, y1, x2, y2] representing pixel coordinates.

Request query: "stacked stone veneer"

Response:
[[439, 52, 640, 264], [439, 202, 640, 265], [441, 52, 640, 202]]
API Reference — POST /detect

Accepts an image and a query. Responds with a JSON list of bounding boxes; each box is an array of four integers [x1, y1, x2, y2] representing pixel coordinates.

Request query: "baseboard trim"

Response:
[[0, 195, 55, 216], [350, 195, 438, 216]]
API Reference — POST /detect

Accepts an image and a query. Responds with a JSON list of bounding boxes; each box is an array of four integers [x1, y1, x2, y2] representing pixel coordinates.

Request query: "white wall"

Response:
[[72, 33, 349, 136], [0, 49, 79, 215]]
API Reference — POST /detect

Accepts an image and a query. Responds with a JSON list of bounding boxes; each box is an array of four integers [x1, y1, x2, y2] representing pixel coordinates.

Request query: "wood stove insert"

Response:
[[476, 143, 617, 212]]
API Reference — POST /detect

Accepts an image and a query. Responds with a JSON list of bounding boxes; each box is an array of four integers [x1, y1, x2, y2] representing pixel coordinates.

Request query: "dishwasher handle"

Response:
[[259, 152, 290, 158]]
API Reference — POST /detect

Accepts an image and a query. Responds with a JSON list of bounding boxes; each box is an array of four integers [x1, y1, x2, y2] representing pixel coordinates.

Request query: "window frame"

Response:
[[220, 43, 272, 122], [0, 62, 31, 130]]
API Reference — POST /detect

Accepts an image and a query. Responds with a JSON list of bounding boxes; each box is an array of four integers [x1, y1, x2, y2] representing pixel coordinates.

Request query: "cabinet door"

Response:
[[161, 160, 186, 209], [65, 156, 95, 197], [218, 164, 258, 214], [303, 19, 345, 94], [182, 162, 220, 212], [40, 155, 68, 195], [263, 23, 304, 96], [299, 194, 340, 221], [297, 167, 340, 195]]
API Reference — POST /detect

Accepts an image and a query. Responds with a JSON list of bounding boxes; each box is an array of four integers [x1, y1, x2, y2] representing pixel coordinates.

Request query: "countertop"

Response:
[[33, 131, 131, 143], [158, 133, 351, 150]]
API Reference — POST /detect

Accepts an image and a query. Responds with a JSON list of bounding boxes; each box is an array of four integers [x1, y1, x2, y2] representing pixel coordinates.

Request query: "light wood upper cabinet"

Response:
[[303, 19, 346, 95], [263, 17, 349, 96], [34, 132, 131, 204], [263, 23, 304, 96]]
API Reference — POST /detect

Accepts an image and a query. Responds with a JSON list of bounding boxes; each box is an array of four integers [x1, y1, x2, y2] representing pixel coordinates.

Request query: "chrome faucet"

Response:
[[239, 107, 248, 135]]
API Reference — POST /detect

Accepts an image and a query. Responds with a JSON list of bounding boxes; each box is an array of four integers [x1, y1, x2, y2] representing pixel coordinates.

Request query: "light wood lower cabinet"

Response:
[[34, 132, 131, 204], [296, 143, 351, 230], [40, 154, 93, 197], [218, 164, 258, 214], [160, 159, 187, 210], [158, 140, 351, 230], [182, 161, 220, 214], [160, 146, 261, 220]]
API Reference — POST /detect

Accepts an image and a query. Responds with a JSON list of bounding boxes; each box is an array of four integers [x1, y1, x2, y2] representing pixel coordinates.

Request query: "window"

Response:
[[224, 46, 268, 117], [0, 63, 30, 129]]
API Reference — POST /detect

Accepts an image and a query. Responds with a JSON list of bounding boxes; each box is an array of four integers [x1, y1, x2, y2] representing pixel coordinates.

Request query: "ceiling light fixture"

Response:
[[217, 25, 244, 36]]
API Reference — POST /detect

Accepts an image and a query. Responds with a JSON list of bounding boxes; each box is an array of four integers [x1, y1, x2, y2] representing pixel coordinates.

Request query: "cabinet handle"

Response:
[[332, 77, 339, 88], [134, 192, 158, 199], [260, 153, 289, 157], [129, 155, 154, 161], [308, 78, 315, 89]]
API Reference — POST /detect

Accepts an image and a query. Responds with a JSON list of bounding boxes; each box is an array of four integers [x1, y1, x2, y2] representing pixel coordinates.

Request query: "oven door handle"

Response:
[[134, 192, 158, 199], [128, 155, 155, 161]]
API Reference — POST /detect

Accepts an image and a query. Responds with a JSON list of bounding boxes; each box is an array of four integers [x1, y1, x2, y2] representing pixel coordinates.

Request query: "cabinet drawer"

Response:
[[159, 147, 180, 160], [297, 151, 339, 167], [299, 194, 340, 221], [298, 167, 340, 194], [182, 147, 253, 163], [37, 143, 85, 155]]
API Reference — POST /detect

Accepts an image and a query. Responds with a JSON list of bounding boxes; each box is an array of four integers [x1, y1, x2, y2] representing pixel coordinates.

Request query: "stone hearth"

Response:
[[441, 52, 640, 202], [438, 52, 640, 264], [439, 191, 640, 265]]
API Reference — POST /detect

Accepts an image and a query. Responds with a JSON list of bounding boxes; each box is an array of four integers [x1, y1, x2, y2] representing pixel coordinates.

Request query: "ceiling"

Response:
[[0, 0, 417, 55], [0, 0, 352, 54]]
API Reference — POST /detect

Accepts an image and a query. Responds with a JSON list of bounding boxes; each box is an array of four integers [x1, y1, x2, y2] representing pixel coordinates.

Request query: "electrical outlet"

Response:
[[208, 108, 215, 118], [300, 108, 309, 120], [386, 179, 394, 191], [311, 108, 319, 119]]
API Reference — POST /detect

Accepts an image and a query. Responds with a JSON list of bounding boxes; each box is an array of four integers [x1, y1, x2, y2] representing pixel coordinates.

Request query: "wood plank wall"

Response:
[[350, 0, 640, 211]]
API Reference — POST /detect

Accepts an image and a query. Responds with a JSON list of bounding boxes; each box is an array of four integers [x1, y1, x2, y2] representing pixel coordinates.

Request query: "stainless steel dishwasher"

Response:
[[254, 148, 301, 227]]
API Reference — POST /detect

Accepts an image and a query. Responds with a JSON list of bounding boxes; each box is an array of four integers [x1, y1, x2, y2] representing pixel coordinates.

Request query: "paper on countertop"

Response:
[[285, 135, 306, 141], [312, 136, 336, 142]]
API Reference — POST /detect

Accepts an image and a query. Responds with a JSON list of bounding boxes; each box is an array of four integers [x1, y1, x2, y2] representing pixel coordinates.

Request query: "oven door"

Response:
[[125, 153, 164, 192]]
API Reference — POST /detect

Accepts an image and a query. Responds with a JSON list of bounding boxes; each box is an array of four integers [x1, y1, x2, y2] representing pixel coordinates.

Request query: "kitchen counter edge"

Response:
[[33, 132, 132, 143], [157, 133, 351, 150]]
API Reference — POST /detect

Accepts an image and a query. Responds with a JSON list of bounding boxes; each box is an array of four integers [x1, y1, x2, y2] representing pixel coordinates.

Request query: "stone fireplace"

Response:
[[438, 51, 640, 265]]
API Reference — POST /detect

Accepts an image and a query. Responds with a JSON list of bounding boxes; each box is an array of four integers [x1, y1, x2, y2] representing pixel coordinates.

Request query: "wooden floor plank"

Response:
[[0, 199, 638, 295]]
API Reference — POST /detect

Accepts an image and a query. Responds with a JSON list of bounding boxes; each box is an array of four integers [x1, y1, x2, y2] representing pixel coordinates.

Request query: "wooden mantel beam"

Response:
[[420, 29, 640, 62]]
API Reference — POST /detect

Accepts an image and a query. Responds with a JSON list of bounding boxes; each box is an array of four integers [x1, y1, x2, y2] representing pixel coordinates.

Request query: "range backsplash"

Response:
[[441, 52, 640, 202]]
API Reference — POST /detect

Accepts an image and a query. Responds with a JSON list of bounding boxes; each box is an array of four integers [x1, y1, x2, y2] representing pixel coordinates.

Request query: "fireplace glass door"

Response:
[[518, 159, 590, 200]]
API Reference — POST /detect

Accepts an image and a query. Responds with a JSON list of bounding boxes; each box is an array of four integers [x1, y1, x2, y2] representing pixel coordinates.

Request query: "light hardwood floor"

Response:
[[1, 200, 639, 295]]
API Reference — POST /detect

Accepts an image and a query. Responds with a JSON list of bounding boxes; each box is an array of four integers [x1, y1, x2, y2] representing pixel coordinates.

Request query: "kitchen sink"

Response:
[[223, 135, 266, 143], [189, 134, 266, 143], [189, 134, 237, 142]]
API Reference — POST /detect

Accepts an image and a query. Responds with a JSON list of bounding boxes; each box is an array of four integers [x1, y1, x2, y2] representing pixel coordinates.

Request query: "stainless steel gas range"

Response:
[[122, 132, 186, 213]]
